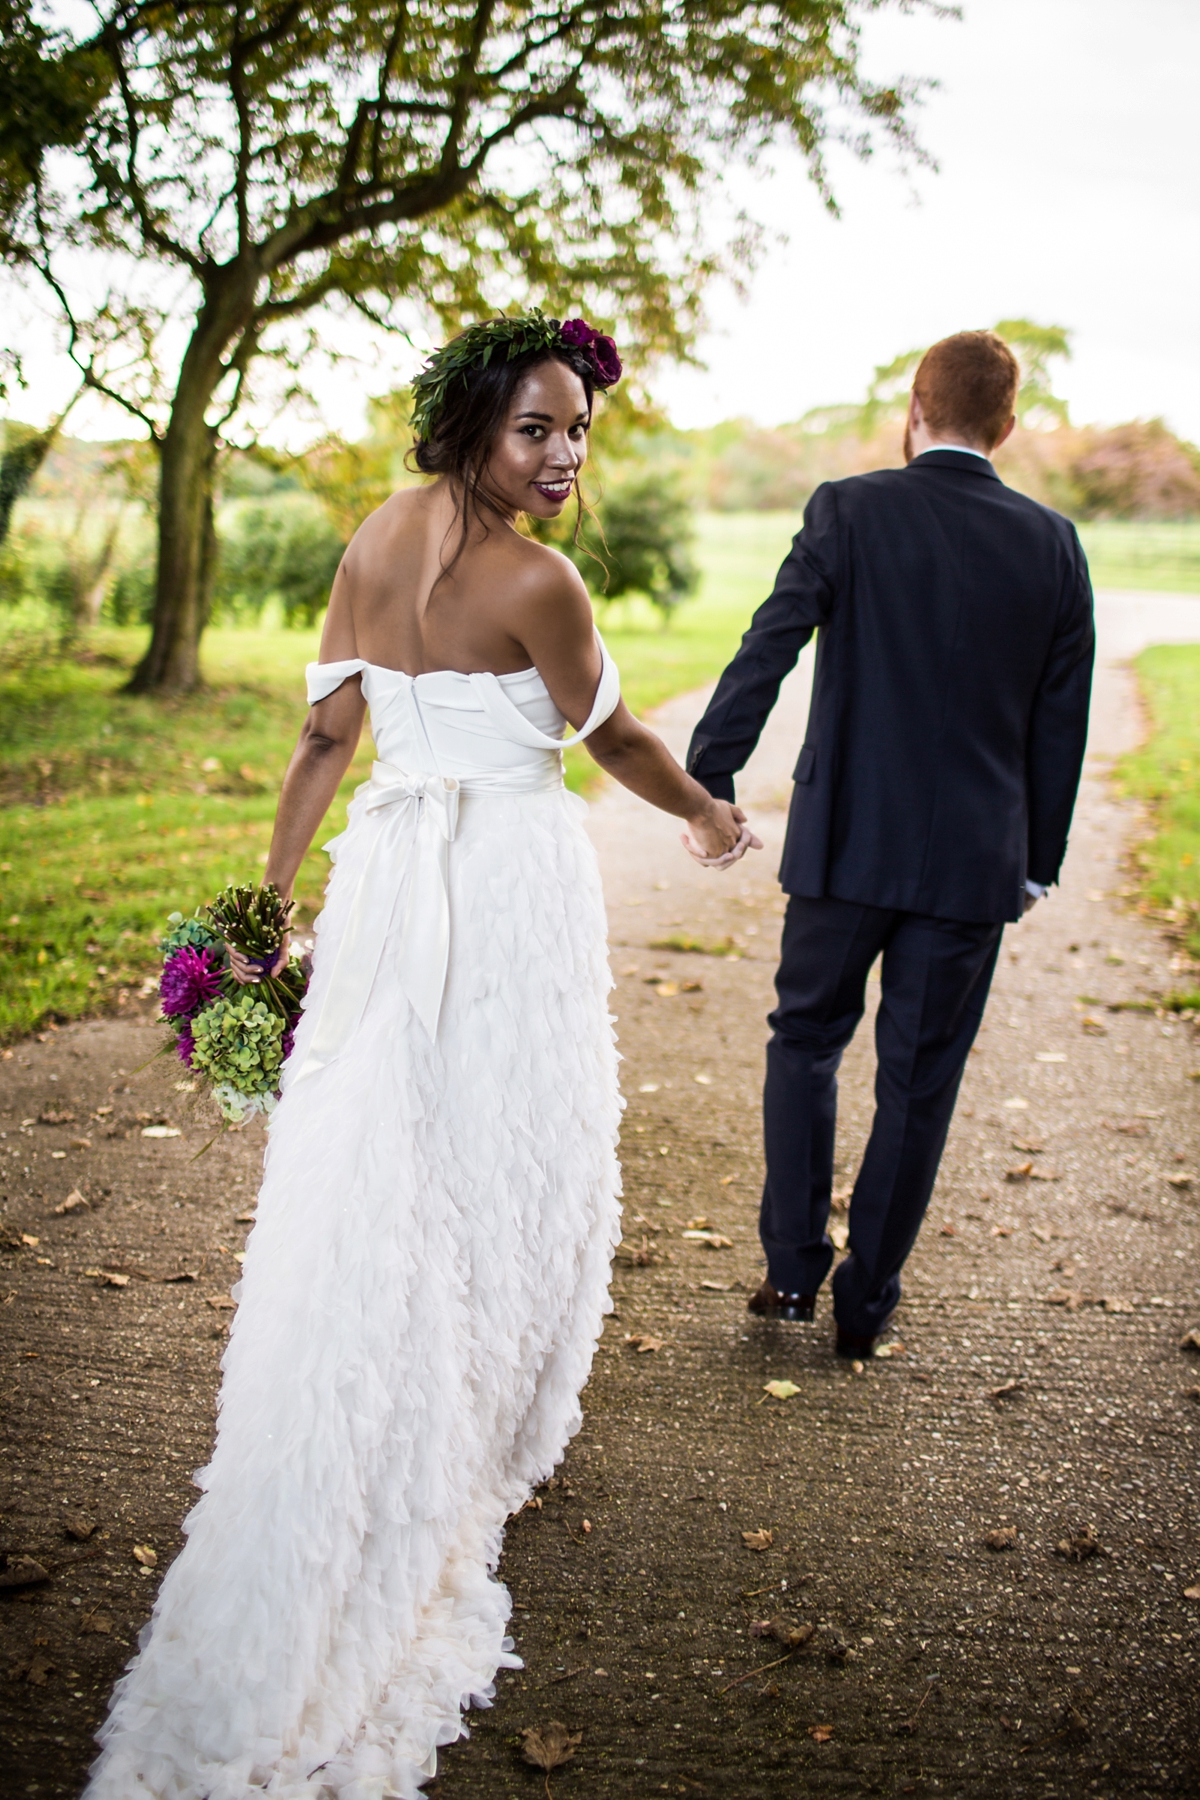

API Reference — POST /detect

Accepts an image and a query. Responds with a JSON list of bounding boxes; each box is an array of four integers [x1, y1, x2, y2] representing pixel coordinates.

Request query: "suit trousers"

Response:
[[762, 895, 1004, 1337]]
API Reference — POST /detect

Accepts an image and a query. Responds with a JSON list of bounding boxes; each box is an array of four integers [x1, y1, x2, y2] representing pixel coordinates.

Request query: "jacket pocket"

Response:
[[793, 745, 816, 785]]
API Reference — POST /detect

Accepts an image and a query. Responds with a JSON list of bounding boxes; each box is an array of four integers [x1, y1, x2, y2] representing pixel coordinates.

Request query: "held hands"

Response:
[[680, 800, 763, 870]]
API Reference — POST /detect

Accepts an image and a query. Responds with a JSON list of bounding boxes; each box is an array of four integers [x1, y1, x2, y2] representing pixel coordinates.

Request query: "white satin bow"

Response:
[[296, 762, 460, 1078]]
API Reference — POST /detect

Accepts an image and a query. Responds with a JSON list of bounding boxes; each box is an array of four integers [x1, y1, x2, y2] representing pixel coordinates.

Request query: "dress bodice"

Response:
[[305, 639, 620, 784]]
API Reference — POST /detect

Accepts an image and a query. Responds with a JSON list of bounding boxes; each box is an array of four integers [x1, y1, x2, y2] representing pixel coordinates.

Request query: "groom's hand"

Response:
[[681, 801, 763, 868]]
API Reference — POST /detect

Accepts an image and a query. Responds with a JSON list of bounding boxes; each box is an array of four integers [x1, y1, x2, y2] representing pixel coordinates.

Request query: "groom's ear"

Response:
[[993, 413, 1017, 451]]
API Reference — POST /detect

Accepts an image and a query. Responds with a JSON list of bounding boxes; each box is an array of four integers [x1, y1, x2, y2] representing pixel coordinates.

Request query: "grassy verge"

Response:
[[1077, 521, 1200, 593], [1115, 642, 1200, 972], [0, 513, 801, 1041]]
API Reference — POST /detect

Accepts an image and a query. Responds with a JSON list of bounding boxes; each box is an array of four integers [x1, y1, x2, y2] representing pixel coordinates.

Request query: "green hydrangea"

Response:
[[161, 910, 224, 961], [190, 992, 285, 1099]]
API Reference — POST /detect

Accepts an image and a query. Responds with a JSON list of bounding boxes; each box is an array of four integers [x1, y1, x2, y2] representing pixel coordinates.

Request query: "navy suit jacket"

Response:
[[686, 450, 1095, 924]]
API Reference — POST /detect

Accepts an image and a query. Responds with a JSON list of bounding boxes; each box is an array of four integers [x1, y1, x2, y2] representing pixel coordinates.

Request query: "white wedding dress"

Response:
[[85, 645, 625, 1800]]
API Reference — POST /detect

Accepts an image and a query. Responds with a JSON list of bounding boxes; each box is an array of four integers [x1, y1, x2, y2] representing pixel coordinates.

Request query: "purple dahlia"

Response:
[[161, 945, 223, 1019], [281, 1024, 296, 1064], [560, 317, 598, 350], [176, 1025, 196, 1068]]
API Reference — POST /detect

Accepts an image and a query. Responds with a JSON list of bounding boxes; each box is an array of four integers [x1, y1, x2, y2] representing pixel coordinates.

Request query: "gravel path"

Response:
[[2, 592, 1199, 1800]]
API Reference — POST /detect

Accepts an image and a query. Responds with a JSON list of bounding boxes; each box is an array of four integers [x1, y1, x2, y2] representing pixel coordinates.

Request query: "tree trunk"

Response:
[[126, 277, 252, 695]]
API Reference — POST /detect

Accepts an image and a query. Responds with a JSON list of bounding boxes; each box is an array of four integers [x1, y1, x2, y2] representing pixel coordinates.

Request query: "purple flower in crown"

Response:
[[176, 1025, 196, 1069], [589, 333, 622, 386], [281, 1024, 296, 1064], [560, 317, 598, 350], [559, 317, 622, 386], [161, 945, 223, 1019]]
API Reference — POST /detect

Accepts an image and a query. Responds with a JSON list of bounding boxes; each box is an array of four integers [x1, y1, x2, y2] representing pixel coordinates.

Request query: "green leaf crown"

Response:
[[410, 309, 622, 442]]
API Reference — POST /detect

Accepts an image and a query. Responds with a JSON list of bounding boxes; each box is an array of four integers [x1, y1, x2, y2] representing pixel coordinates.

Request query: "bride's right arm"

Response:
[[232, 560, 367, 983]]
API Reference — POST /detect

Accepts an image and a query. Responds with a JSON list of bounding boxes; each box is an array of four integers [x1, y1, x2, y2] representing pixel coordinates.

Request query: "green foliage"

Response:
[[0, 2, 111, 236], [583, 476, 699, 619], [215, 497, 345, 628], [1116, 644, 1200, 962]]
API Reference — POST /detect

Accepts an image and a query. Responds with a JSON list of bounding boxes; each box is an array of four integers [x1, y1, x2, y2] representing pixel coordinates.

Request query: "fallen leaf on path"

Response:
[[988, 1380, 1024, 1402], [1056, 1527, 1101, 1562], [984, 1526, 1018, 1550], [829, 1221, 849, 1250], [1100, 1295, 1134, 1314], [1046, 1289, 1090, 1309], [742, 1529, 774, 1552], [1109, 1119, 1150, 1136], [624, 1334, 663, 1353], [141, 1125, 181, 1139], [63, 1512, 95, 1541], [1081, 1016, 1107, 1035], [808, 1724, 834, 1743], [38, 1109, 76, 1124], [53, 1190, 88, 1215], [85, 1268, 129, 1287], [20, 1233, 40, 1248], [205, 1296, 236, 1310], [132, 1543, 157, 1569], [24, 1650, 55, 1685], [991, 1225, 1013, 1237], [762, 1380, 801, 1400], [1006, 1162, 1034, 1181], [653, 981, 678, 997], [874, 1342, 906, 1359], [1029, 1166, 1060, 1181], [1012, 1138, 1045, 1153], [682, 1229, 733, 1249], [161, 1270, 198, 1283], [1166, 1172, 1193, 1189], [700, 1279, 732, 1292], [520, 1720, 582, 1795], [939, 1220, 958, 1236], [1180, 1329, 1200, 1353], [684, 1216, 712, 1230], [79, 1607, 112, 1635]]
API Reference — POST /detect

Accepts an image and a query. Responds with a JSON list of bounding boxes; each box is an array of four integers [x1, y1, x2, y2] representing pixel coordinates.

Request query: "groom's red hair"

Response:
[[913, 331, 1019, 449]]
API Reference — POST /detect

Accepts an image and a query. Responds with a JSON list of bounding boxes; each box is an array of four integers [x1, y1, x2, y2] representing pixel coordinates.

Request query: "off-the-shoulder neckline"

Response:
[[310, 659, 538, 683]]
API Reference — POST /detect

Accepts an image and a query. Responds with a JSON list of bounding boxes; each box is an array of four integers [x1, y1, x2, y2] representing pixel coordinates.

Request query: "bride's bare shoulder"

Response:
[[503, 530, 592, 610]]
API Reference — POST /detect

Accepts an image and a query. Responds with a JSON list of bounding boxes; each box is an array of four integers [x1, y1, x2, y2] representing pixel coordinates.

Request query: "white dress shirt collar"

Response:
[[917, 443, 991, 462]]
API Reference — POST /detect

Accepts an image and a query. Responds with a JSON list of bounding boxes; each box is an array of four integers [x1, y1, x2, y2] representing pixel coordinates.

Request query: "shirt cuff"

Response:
[[1025, 879, 1046, 899]]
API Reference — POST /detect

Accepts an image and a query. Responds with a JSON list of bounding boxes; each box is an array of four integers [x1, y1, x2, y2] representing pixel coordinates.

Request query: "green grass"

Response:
[[0, 514, 802, 1042], [1077, 521, 1200, 593], [1115, 643, 1200, 961]]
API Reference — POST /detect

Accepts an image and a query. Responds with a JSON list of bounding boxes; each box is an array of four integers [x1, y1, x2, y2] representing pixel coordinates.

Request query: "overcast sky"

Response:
[[11, 0, 1199, 442], [659, 0, 1200, 435]]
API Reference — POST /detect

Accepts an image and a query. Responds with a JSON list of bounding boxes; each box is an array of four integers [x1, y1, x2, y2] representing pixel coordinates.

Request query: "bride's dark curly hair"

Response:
[[407, 312, 621, 579]]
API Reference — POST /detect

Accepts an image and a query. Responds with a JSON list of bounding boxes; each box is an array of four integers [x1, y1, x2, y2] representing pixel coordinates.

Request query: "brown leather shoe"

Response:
[[747, 1280, 815, 1323]]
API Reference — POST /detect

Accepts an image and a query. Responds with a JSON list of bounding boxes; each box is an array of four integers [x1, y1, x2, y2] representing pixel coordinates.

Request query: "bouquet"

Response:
[[159, 885, 310, 1123]]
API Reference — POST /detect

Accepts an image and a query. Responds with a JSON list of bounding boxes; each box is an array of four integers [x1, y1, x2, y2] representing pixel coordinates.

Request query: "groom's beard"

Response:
[[902, 420, 914, 464]]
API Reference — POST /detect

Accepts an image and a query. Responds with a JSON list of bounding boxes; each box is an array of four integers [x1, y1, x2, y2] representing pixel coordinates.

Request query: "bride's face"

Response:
[[484, 359, 590, 520]]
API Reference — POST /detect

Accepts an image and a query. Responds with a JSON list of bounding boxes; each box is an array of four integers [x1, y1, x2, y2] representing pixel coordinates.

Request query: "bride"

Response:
[[85, 313, 757, 1799]]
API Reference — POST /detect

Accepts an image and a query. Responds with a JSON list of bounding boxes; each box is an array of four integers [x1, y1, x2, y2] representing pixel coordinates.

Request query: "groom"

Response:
[[687, 330, 1094, 1356]]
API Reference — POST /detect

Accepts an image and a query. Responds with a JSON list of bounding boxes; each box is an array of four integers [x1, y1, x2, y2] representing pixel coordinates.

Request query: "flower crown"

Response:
[[410, 309, 622, 441]]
